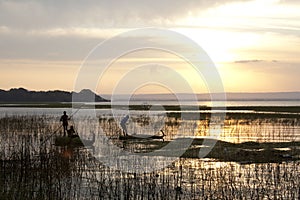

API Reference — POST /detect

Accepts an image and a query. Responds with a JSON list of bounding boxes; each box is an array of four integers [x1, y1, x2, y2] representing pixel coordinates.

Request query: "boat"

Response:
[[54, 135, 83, 147], [119, 130, 165, 140]]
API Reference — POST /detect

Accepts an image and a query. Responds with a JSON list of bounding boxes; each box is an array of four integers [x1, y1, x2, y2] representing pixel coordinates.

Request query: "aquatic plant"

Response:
[[0, 111, 299, 199]]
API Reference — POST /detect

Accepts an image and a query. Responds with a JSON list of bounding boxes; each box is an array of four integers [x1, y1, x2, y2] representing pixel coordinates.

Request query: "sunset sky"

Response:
[[0, 0, 299, 94]]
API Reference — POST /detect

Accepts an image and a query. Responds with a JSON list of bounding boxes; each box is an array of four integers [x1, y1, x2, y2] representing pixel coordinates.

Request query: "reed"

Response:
[[0, 111, 299, 199]]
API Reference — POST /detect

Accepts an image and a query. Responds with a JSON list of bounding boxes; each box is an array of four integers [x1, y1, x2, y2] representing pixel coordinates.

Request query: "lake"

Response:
[[0, 101, 299, 199]]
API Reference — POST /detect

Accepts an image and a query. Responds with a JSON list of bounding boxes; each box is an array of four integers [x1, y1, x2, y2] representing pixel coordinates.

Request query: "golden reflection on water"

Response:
[[190, 118, 300, 143], [1, 112, 300, 199]]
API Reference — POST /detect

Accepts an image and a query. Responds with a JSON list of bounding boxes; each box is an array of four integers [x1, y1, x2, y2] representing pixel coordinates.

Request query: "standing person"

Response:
[[60, 111, 70, 136], [120, 115, 129, 136]]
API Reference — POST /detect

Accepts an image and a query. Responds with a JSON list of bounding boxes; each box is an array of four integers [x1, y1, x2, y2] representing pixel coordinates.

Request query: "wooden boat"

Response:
[[54, 133, 95, 147], [119, 130, 165, 140], [54, 135, 83, 147]]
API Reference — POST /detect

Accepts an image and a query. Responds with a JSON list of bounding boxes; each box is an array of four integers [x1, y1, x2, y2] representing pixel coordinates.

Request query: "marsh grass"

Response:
[[0, 112, 299, 199]]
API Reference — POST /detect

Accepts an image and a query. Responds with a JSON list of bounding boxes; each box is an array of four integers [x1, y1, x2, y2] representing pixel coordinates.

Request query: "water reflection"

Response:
[[98, 113, 300, 143], [0, 110, 299, 199]]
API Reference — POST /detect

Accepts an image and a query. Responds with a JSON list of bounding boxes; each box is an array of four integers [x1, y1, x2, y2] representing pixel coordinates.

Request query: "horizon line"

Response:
[[1, 87, 300, 95]]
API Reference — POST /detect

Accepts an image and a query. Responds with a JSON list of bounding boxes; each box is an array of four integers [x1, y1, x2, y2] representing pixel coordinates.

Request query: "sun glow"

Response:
[[175, 28, 261, 63], [1, 0, 300, 93], [173, 0, 299, 65], [96, 50, 209, 94]]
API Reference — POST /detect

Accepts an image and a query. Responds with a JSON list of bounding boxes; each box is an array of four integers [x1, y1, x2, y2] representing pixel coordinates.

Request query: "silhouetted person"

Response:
[[120, 115, 129, 136], [67, 125, 76, 137], [60, 111, 70, 136]]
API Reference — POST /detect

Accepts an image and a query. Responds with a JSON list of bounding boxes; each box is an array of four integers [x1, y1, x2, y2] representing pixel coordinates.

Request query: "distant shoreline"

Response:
[[1, 88, 300, 102], [1, 102, 300, 113]]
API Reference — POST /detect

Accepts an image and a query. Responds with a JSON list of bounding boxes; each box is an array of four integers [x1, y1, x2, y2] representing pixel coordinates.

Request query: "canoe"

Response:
[[54, 135, 83, 146], [119, 134, 164, 140], [119, 130, 165, 140]]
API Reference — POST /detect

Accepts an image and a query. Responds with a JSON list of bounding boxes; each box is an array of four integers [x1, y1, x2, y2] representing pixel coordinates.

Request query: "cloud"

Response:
[[0, 31, 106, 60], [231, 59, 299, 74], [0, 28, 190, 60], [0, 0, 299, 62], [279, 0, 300, 4], [232, 60, 282, 69], [0, 0, 250, 29], [234, 59, 264, 64]]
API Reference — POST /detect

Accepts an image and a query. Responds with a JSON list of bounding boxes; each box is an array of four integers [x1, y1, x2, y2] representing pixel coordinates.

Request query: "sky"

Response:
[[0, 0, 299, 94]]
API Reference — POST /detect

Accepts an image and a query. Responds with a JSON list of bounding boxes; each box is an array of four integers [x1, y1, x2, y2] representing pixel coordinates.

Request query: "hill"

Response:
[[0, 88, 109, 102]]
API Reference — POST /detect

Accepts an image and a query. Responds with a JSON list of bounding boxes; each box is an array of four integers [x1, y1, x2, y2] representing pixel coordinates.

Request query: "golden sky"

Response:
[[0, 0, 299, 94]]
